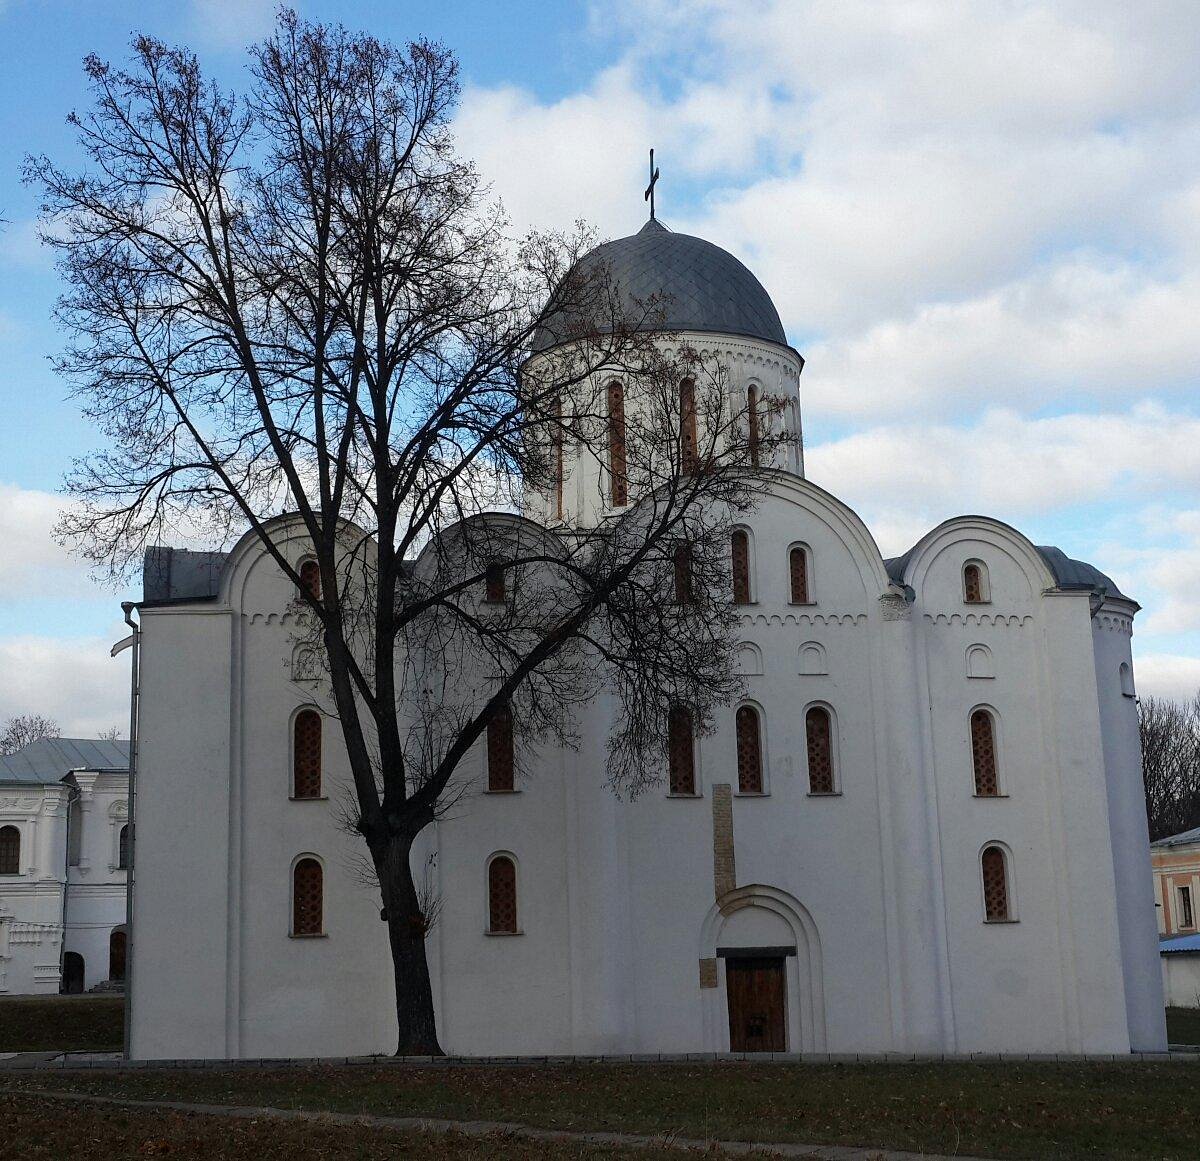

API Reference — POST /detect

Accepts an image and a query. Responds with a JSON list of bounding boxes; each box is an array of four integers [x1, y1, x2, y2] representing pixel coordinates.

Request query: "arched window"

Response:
[[0, 825, 19, 875], [551, 390, 565, 521], [981, 846, 1010, 921], [298, 558, 321, 601], [1120, 662, 1135, 698], [673, 542, 694, 604], [731, 530, 751, 604], [484, 561, 506, 604], [607, 380, 628, 507], [488, 855, 518, 933], [292, 858, 324, 935], [963, 562, 987, 604], [118, 824, 129, 870], [668, 706, 696, 795], [970, 709, 999, 796], [293, 710, 322, 799], [487, 704, 515, 792], [679, 378, 699, 475], [789, 546, 810, 604], [747, 384, 760, 467], [806, 706, 835, 794], [735, 705, 763, 793]]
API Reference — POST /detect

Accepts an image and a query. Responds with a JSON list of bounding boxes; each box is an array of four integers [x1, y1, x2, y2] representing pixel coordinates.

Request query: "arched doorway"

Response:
[[62, 952, 84, 994], [109, 927, 127, 982]]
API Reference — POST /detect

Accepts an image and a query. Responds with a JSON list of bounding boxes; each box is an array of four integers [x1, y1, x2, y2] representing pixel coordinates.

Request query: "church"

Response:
[[127, 213, 1166, 1060]]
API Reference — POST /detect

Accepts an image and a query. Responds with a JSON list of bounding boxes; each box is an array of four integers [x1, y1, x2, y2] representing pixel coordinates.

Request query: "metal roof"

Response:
[[143, 546, 228, 604], [0, 737, 130, 784], [531, 219, 789, 353], [1161, 933, 1200, 955], [1152, 825, 1200, 849]]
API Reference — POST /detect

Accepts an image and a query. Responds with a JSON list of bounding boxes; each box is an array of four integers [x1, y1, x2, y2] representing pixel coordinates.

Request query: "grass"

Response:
[[0, 995, 123, 1053], [0, 1093, 690, 1160], [1165, 1006, 1200, 1044], [7, 1059, 1200, 1160]]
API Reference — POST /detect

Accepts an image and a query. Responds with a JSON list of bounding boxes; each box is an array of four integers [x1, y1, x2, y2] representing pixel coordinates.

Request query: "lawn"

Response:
[[1165, 1006, 1200, 1044], [8, 1059, 1200, 1160], [0, 996, 123, 1053]]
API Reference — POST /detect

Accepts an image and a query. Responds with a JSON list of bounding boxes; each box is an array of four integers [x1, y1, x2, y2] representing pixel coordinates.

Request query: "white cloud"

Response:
[[187, 0, 276, 51], [0, 629, 128, 737], [0, 484, 94, 593], [1131, 653, 1200, 702]]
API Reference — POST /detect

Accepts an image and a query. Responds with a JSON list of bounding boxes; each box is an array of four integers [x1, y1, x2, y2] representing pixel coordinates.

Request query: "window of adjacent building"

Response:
[[806, 705, 835, 794], [292, 857, 324, 936], [981, 846, 1010, 922], [673, 542, 694, 605], [67, 799, 82, 867], [735, 705, 764, 793], [970, 709, 999, 796], [747, 384, 761, 467], [607, 380, 628, 507], [487, 704, 515, 792], [680, 378, 699, 475], [1180, 885, 1195, 929], [0, 825, 19, 875], [488, 855, 518, 933], [789, 545, 810, 604], [118, 824, 129, 870], [732, 530, 751, 604], [298, 558, 321, 601], [963, 561, 988, 604], [484, 561, 506, 604], [293, 709, 323, 799], [668, 706, 696, 795]]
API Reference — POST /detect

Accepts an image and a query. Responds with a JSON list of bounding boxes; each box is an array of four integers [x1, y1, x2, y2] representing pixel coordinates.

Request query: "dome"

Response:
[[531, 218, 789, 353]]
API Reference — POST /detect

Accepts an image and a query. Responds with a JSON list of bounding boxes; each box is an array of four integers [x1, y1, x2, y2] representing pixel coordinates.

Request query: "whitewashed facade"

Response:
[[128, 222, 1165, 1060]]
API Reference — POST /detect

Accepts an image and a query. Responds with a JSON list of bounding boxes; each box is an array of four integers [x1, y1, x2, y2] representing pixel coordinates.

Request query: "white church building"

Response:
[[128, 218, 1166, 1060]]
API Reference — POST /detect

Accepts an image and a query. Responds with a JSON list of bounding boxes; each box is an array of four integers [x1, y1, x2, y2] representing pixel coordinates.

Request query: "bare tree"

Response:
[[32, 13, 787, 1053], [0, 714, 61, 755], [1141, 692, 1200, 842]]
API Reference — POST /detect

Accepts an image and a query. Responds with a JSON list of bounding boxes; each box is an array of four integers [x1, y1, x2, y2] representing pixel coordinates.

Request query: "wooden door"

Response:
[[726, 956, 787, 1052]]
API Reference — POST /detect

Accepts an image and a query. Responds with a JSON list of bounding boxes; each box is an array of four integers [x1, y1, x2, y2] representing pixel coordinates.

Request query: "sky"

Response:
[[1, 0, 1199, 734]]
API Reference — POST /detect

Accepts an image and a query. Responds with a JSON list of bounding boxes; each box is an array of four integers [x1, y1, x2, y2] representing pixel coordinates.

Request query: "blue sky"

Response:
[[2, 0, 1199, 731]]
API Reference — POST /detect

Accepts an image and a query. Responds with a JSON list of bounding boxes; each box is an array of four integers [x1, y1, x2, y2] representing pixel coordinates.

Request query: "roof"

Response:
[[1152, 826, 1200, 849], [531, 219, 789, 354], [1161, 933, 1200, 955], [143, 546, 228, 604], [0, 737, 130, 784]]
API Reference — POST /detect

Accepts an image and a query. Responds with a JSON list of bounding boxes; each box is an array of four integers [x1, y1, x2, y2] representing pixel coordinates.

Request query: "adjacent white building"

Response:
[[128, 218, 1166, 1060], [0, 738, 130, 994]]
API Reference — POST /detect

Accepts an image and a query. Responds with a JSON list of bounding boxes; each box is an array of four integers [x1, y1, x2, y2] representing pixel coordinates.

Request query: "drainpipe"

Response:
[[113, 602, 140, 1060]]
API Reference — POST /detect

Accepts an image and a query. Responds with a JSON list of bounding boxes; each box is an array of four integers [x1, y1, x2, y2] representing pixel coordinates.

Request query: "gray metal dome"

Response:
[[531, 219, 788, 353]]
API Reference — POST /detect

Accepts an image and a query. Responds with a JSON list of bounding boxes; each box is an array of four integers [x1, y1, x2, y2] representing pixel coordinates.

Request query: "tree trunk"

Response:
[[376, 833, 444, 1056]]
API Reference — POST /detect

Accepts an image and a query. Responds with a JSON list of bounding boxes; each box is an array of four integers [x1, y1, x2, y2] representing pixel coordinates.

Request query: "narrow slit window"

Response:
[[488, 856, 518, 933], [673, 542, 694, 604], [292, 858, 324, 935], [736, 705, 763, 793], [0, 825, 19, 875], [732, 530, 751, 604], [298, 558, 321, 601], [806, 706, 835, 793], [970, 709, 998, 796], [1180, 885, 1195, 929], [748, 385, 760, 467], [293, 710, 322, 799], [487, 705, 515, 792], [607, 380, 628, 507], [963, 563, 985, 604], [484, 561, 506, 604], [981, 846, 1010, 921], [551, 391, 565, 521], [789, 546, 809, 604], [680, 378, 699, 475], [118, 824, 129, 870], [668, 706, 696, 795]]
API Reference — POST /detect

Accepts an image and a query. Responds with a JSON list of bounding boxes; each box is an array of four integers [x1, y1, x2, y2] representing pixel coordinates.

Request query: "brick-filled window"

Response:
[[293, 710, 323, 799], [0, 825, 19, 875], [971, 709, 998, 796], [673, 542, 694, 604], [981, 846, 1010, 922], [789, 546, 809, 604], [607, 380, 628, 506], [668, 706, 696, 794], [806, 706, 835, 793], [732, 530, 751, 604], [298, 558, 321, 601], [292, 858, 324, 935], [488, 856, 518, 933], [680, 378, 699, 475], [484, 561, 506, 604], [963, 562, 985, 604], [487, 705, 515, 792], [748, 384, 760, 467], [736, 705, 763, 793]]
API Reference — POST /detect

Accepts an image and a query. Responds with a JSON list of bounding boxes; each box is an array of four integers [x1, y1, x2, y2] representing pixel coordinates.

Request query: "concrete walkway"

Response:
[[5, 1086, 997, 1160]]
